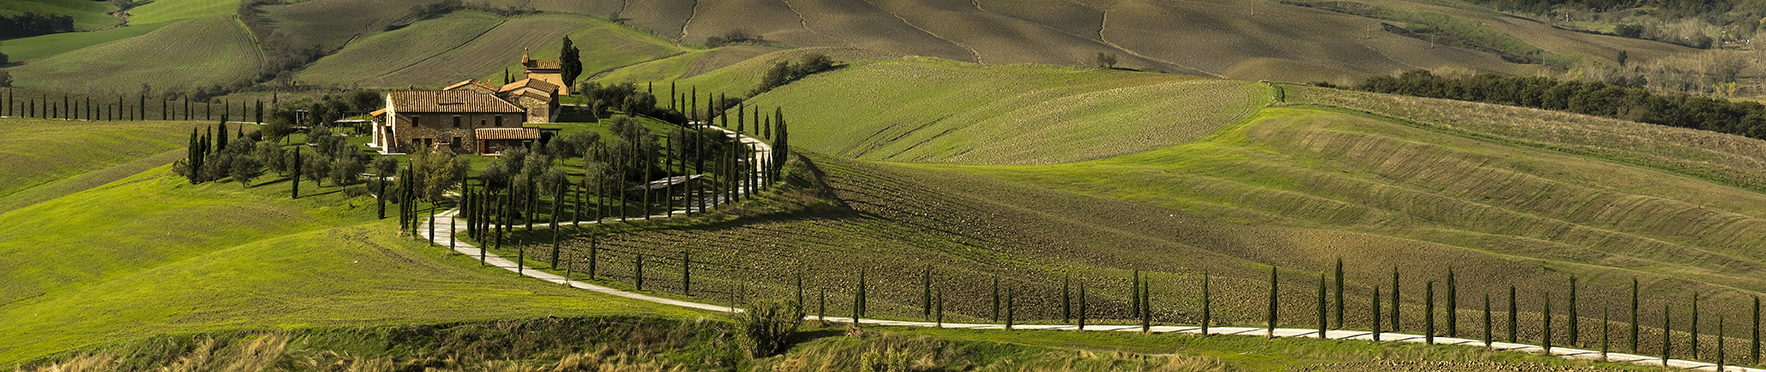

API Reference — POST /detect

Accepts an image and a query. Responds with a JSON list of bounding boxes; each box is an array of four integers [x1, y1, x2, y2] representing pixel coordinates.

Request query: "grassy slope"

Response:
[[0, 23, 170, 62], [0, 163, 703, 364], [3, 15, 260, 94], [127, 0, 240, 25], [293, 11, 506, 87], [0, 0, 118, 30], [737, 57, 1268, 165], [0, 118, 209, 213]]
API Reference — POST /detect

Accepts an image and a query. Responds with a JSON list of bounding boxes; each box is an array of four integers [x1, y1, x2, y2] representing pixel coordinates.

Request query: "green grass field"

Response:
[[126, 0, 242, 25], [0, 23, 170, 62], [0, 160, 705, 364], [0, 0, 119, 30], [0, 118, 210, 213], [4, 15, 260, 94]]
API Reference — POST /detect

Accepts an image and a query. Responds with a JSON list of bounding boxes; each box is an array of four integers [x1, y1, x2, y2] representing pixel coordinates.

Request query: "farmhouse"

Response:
[[520, 48, 571, 95]]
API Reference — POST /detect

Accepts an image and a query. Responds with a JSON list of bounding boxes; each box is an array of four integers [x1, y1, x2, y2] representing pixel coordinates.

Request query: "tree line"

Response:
[[1348, 70, 1766, 139], [1, 88, 274, 123], [0, 12, 75, 39]]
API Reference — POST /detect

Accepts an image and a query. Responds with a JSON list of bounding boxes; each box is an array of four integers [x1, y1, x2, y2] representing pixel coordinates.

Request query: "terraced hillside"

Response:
[[530, 58, 1766, 364]]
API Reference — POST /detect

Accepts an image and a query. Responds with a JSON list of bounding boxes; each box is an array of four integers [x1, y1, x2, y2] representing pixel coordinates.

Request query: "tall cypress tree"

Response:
[[1073, 280, 1087, 329], [1317, 273, 1327, 339], [1632, 278, 1641, 353], [1267, 266, 1278, 338], [1509, 286, 1518, 343], [921, 266, 932, 319], [1693, 293, 1701, 360], [990, 275, 1000, 322], [1446, 268, 1457, 337], [1720, 315, 1728, 371], [1426, 281, 1436, 344], [633, 253, 644, 290], [1391, 267, 1401, 332], [1484, 293, 1493, 348], [1372, 286, 1382, 342], [1543, 293, 1553, 353], [588, 234, 597, 278], [1141, 275, 1151, 333], [1664, 304, 1673, 366], [291, 146, 301, 199], [1754, 296, 1760, 365], [1602, 306, 1611, 361], [1569, 277, 1579, 346], [1334, 258, 1345, 329], [680, 250, 690, 295]]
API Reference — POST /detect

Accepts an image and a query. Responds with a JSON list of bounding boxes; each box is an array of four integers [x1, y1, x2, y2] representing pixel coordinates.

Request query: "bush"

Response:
[[739, 299, 803, 358]]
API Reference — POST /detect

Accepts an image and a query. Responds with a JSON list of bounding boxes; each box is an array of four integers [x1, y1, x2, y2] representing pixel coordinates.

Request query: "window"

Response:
[[410, 115, 420, 127], [452, 115, 462, 128], [452, 137, 461, 146], [494, 115, 503, 127]]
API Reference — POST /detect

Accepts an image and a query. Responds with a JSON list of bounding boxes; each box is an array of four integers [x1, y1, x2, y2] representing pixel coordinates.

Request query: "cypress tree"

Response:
[[1509, 286, 1518, 343], [1132, 270, 1141, 317], [428, 205, 436, 245], [1754, 296, 1760, 365], [1079, 281, 1089, 331], [1141, 275, 1151, 333], [1543, 293, 1553, 353], [1484, 293, 1493, 348], [587, 234, 595, 278], [1317, 273, 1327, 339], [1267, 266, 1278, 338], [1719, 315, 1727, 371], [818, 288, 826, 325], [1447, 268, 1457, 337], [1694, 293, 1702, 360], [1665, 304, 1673, 367], [936, 285, 944, 328], [516, 238, 525, 275], [922, 266, 931, 319], [991, 275, 1000, 322], [1633, 278, 1641, 353], [634, 254, 643, 290], [1062, 274, 1072, 323], [852, 270, 863, 323], [183, 97, 189, 120], [858, 267, 867, 317], [1426, 281, 1435, 345], [1335, 258, 1344, 329], [291, 147, 301, 199], [795, 269, 804, 310], [1391, 267, 1400, 332], [1373, 286, 1382, 342], [680, 250, 690, 295], [256, 100, 263, 124], [1569, 277, 1579, 346]]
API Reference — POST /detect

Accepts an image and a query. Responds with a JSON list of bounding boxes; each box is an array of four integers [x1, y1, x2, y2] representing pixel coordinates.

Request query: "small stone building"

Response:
[[521, 49, 570, 95]]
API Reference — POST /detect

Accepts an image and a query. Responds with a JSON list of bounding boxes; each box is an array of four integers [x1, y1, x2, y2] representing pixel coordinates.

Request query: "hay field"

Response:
[[347, 13, 668, 89], [737, 57, 1267, 165], [3, 15, 260, 94], [127, 0, 240, 25], [260, 0, 447, 51], [0, 165, 704, 364]]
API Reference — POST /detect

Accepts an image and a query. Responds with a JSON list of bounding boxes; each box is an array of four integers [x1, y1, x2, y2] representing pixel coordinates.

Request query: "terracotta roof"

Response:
[[369, 108, 386, 116], [389, 90, 524, 113], [475, 128, 541, 140], [443, 79, 498, 92], [524, 59, 562, 70], [501, 90, 553, 103], [500, 78, 558, 94]]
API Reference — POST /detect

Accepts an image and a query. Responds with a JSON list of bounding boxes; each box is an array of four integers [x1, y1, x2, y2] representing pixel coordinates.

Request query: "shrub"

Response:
[[740, 299, 803, 358]]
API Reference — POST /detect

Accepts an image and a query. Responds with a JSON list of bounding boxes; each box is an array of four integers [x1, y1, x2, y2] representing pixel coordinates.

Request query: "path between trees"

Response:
[[418, 125, 1750, 372]]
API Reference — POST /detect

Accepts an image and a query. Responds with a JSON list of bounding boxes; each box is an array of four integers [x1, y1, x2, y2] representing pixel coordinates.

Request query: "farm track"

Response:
[[1097, 3, 1220, 78]]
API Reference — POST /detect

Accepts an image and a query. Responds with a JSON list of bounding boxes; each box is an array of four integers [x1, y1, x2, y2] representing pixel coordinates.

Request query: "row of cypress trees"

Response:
[[1, 88, 265, 123]]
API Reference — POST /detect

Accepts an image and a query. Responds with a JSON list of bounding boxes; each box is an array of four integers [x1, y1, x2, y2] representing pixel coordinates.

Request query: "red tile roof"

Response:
[[475, 128, 541, 140], [500, 78, 558, 94], [523, 59, 562, 70], [389, 90, 524, 113], [443, 79, 498, 92]]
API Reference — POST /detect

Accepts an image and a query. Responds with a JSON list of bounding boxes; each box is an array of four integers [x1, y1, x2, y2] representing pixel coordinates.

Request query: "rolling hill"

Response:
[[530, 57, 1766, 363], [2, 15, 260, 94]]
